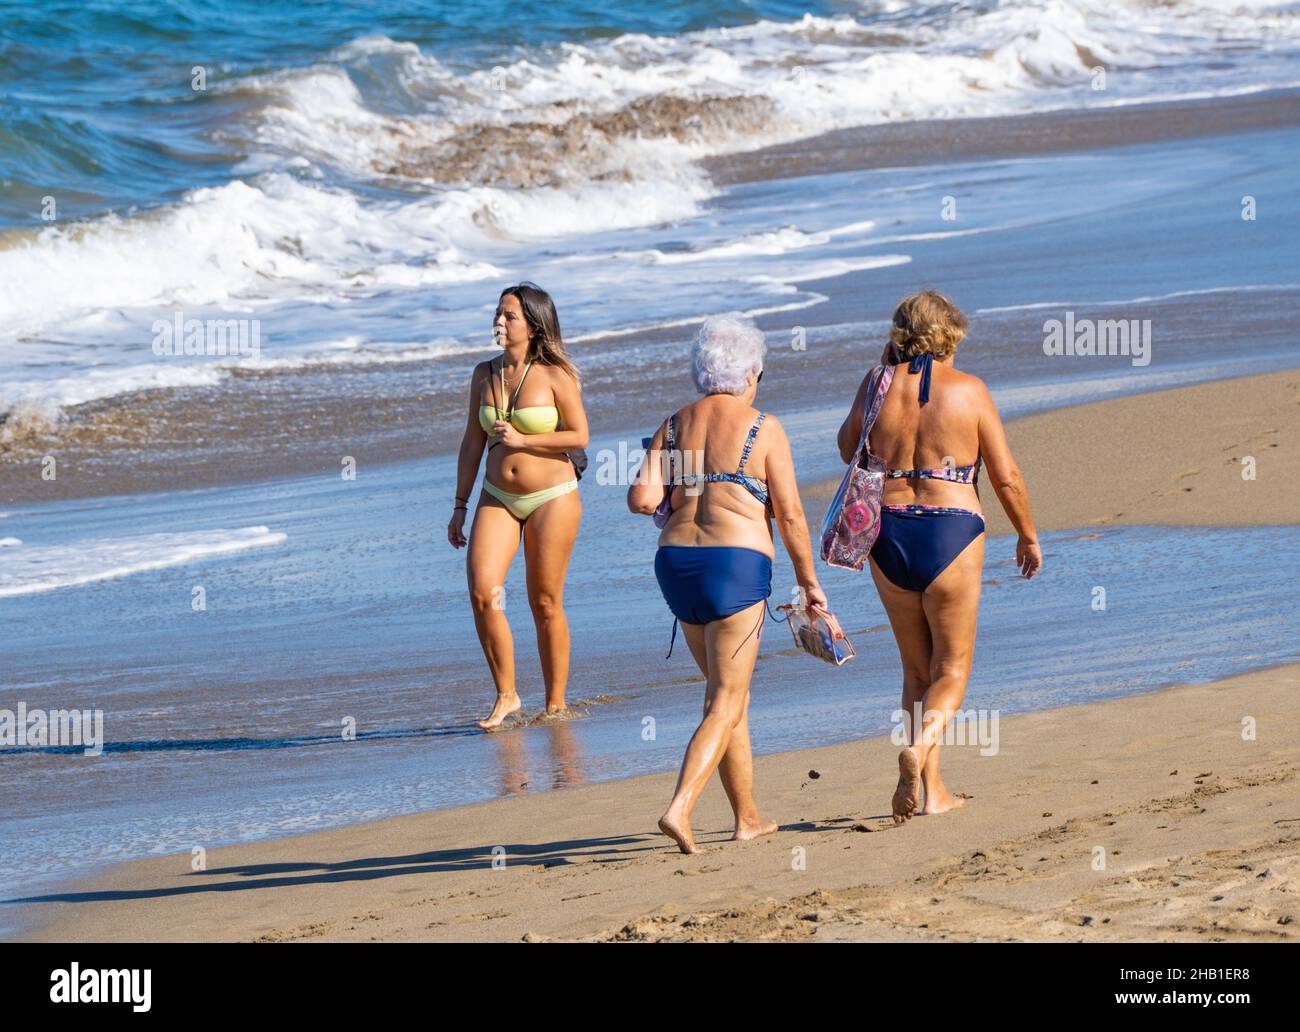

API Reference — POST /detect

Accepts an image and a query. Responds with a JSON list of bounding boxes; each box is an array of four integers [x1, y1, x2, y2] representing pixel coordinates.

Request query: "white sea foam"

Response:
[[746, 254, 911, 285], [567, 293, 830, 343], [0, 526, 287, 598], [0, 174, 505, 340], [229, 1, 1300, 194], [0, 338, 491, 424], [976, 283, 1300, 314], [0, 0, 1295, 420]]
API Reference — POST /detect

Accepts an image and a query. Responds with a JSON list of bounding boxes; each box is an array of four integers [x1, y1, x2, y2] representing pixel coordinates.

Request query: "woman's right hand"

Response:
[[801, 580, 829, 611], [448, 508, 468, 549], [1016, 535, 1042, 579]]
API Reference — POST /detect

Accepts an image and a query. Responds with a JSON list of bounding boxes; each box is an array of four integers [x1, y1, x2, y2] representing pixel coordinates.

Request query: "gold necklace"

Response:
[[499, 357, 525, 390]]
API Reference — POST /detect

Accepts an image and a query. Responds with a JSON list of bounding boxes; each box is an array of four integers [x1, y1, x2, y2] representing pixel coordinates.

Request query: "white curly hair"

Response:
[[691, 314, 767, 395]]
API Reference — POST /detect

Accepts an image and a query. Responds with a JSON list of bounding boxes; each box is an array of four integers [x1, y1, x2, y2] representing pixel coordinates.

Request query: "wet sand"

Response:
[[702, 87, 1300, 186], [14, 662, 1298, 942]]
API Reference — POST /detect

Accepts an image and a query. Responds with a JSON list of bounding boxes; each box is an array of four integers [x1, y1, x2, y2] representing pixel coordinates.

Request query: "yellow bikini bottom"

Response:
[[483, 478, 577, 520]]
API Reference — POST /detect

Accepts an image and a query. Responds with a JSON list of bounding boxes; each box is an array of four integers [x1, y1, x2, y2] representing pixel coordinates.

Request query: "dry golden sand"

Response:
[[803, 368, 1300, 536], [985, 369, 1300, 535], [11, 371, 1300, 943]]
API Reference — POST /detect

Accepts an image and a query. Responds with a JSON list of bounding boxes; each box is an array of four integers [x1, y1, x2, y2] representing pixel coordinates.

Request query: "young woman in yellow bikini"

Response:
[[448, 283, 589, 730]]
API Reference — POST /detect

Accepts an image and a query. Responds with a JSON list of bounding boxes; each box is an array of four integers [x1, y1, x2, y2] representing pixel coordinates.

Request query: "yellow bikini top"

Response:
[[478, 359, 559, 438]]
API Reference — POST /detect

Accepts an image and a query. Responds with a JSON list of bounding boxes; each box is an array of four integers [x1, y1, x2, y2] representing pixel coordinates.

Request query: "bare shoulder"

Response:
[[537, 360, 580, 393], [757, 410, 787, 446], [945, 366, 994, 405]]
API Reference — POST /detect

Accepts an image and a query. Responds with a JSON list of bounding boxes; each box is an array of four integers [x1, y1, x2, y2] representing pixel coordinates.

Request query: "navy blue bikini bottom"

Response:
[[654, 545, 772, 625], [870, 506, 985, 592]]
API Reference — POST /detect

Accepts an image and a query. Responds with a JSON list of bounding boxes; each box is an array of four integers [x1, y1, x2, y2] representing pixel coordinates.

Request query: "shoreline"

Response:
[[5, 363, 1298, 939], [702, 86, 1300, 185], [4, 88, 1299, 507], [5, 365, 1296, 532], [13, 661, 1299, 942]]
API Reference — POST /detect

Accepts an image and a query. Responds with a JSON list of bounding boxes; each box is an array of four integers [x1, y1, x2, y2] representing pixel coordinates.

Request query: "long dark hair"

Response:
[[499, 282, 580, 384]]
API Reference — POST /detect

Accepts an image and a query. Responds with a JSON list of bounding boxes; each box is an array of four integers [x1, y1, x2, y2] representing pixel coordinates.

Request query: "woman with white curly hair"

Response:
[[629, 313, 827, 854]]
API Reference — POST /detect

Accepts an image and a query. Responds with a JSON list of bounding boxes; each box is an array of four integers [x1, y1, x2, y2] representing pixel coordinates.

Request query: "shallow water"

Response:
[[2, 441, 1296, 909]]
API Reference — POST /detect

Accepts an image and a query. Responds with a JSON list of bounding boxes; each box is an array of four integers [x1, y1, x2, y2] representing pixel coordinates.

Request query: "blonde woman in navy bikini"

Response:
[[448, 283, 588, 730], [836, 291, 1042, 822]]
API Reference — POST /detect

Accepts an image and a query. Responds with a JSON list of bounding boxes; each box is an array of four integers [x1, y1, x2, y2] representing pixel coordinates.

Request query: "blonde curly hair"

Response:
[[890, 290, 967, 361]]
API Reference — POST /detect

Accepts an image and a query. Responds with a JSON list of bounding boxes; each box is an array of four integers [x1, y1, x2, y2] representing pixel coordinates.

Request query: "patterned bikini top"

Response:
[[884, 351, 981, 486], [665, 411, 771, 510]]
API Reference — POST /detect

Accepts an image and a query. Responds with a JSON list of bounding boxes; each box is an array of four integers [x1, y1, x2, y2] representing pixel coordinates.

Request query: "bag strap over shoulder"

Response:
[[665, 413, 676, 483], [850, 363, 894, 463]]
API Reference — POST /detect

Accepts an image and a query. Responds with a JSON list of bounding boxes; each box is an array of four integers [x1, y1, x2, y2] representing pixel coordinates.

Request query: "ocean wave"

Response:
[[746, 254, 911, 285], [0, 174, 508, 341], [0, 338, 490, 432], [0, 0, 1296, 422], [0, 526, 287, 598], [220, 1, 1300, 195], [15, 0, 1269, 317], [566, 292, 830, 343]]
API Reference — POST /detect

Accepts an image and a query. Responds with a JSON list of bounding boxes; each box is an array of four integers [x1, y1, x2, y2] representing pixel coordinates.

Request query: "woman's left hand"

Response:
[[1016, 536, 1042, 579], [493, 420, 524, 449]]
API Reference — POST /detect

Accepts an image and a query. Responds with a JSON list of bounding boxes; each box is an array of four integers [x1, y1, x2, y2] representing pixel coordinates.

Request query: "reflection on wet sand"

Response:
[[489, 714, 588, 794]]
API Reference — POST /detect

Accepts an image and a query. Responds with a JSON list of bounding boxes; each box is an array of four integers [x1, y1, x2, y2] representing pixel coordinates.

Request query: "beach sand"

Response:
[[808, 367, 1300, 537], [988, 368, 1300, 535], [15, 662, 1299, 942]]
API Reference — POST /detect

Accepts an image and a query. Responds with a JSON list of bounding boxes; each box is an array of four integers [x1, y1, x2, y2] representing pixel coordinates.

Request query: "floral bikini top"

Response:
[[883, 351, 982, 486], [663, 411, 771, 512]]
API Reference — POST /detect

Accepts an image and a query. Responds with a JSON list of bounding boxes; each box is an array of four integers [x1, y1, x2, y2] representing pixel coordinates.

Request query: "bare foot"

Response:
[[892, 747, 922, 824], [545, 701, 566, 717], [658, 810, 699, 854], [477, 692, 521, 731], [733, 817, 779, 842], [922, 788, 967, 816]]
